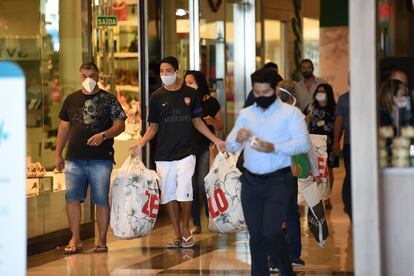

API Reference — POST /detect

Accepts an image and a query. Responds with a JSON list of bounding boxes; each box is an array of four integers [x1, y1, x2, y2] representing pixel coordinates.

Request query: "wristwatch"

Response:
[[102, 133, 106, 140]]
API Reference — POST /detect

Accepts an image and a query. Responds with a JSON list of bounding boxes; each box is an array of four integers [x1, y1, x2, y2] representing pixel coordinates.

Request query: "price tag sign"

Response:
[[0, 61, 26, 276]]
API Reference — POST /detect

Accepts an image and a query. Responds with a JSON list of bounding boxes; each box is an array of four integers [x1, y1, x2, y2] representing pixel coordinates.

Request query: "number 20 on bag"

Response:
[[141, 191, 160, 219]]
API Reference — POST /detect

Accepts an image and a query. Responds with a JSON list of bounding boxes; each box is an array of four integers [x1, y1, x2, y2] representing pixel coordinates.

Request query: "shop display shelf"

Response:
[[114, 52, 139, 58], [116, 84, 139, 92], [117, 20, 138, 27]]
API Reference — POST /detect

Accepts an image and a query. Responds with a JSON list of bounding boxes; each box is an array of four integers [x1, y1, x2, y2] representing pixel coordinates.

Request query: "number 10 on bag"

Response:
[[208, 188, 229, 218]]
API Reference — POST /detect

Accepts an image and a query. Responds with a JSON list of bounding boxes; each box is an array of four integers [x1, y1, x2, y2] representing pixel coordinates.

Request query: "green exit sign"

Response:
[[97, 16, 118, 27]]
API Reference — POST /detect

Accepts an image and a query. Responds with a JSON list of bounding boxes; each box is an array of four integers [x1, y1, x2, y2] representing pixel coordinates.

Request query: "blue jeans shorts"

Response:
[[65, 160, 113, 206]]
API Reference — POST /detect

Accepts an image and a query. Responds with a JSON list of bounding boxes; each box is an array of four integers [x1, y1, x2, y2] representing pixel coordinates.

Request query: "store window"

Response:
[[0, 0, 85, 171], [377, 0, 414, 169], [303, 17, 320, 76], [160, 0, 190, 75], [92, 0, 141, 142], [263, 19, 287, 78], [199, 0, 226, 136], [0, 0, 93, 244]]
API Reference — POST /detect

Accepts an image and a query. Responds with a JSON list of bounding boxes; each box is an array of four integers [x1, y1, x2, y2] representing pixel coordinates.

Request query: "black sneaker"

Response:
[[291, 257, 305, 267]]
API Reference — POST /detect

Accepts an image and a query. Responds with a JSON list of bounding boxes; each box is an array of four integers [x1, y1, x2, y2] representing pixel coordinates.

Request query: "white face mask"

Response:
[[82, 77, 97, 93], [315, 92, 327, 102], [395, 96, 409, 109], [186, 83, 198, 90], [161, 73, 177, 86]]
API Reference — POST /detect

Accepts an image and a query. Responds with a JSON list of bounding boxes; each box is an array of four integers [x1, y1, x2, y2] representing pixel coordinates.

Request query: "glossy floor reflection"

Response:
[[27, 165, 353, 275]]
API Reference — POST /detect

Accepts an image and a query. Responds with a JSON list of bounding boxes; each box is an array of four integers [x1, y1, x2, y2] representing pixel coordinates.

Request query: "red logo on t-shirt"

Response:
[[184, 97, 191, 106]]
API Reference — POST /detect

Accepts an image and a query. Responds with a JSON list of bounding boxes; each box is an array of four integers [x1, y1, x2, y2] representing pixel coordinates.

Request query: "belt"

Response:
[[245, 167, 291, 179]]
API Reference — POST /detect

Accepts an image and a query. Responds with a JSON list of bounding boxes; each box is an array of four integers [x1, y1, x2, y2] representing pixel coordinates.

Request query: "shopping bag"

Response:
[[291, 153, 311, 178], [301, 181, 329, 247], [204, 151, 247, 233], [298, 134, 331, 204], [110, 156, 160, 239]]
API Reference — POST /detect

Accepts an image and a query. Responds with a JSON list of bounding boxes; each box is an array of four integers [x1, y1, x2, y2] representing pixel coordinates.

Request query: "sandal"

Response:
[[93, 245, 108, 253], [182, 235, 194, 248], [165, 238, 181, 248], [64, 245, 83, 254]]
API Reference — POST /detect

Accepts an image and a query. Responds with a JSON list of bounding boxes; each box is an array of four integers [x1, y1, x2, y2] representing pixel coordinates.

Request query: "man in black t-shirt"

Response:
[[130, 56, 225, 248], [56, 63, 126, 254]]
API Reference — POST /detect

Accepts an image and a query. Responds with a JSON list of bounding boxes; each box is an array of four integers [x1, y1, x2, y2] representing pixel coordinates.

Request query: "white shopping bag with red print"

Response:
[[301, 181, 329, 247], [110, 156, 160, 239], [298, 134, 331, 204], [204, 151, 247, 233]]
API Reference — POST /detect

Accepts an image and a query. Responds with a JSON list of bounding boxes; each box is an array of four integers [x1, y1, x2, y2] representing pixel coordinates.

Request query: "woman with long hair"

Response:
[[184, 70, 223, 234], [304, 83, 338, 208], [379, 78, 410, 132]]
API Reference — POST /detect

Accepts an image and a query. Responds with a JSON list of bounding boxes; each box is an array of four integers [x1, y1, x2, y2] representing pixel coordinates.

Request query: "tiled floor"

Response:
[[27, 165, 353, 275]]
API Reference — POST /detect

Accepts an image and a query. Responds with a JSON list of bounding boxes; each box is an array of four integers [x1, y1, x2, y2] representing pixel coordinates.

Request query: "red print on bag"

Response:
[[207, 188, 229, 219], [309, 156, 329, 178], [142, 191, 160, 219], [184, 97, 191, 106], [317, 156, 329, 178]]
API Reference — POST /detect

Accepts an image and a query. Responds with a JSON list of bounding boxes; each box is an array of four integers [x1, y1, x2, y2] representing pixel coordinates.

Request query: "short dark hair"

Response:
[[300, 59, 314, 70], [251, 68, 283, 89], [184, 70, 210, 96], [263, 62, 278, 70], [160, 56, 179, 71], [79, 62, 99, 73]]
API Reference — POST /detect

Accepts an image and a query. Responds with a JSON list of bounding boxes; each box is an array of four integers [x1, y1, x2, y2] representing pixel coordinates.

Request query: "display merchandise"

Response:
[[27, 162, 46, 178]]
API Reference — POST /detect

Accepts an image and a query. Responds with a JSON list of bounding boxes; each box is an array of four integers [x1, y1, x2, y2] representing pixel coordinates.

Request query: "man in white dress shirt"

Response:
[[226, 68, 310, 276]]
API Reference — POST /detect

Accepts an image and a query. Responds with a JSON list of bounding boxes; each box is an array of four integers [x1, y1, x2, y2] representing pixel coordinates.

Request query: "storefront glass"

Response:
[[303, 17, 320, 77], [92, 0, 141, 143], [264, 19, 287, 78], [199, 0, 226, 136], [0, 0, 93, 246]]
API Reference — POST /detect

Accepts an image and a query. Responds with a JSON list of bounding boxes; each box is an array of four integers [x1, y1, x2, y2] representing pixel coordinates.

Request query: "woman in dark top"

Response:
[[304, 83, 338, 207], [379, 79, 411, 134], [184, 70, 223, 234]]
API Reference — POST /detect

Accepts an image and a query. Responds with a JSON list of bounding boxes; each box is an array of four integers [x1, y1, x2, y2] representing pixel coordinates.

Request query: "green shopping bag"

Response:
[[291, 153, 311, 178]]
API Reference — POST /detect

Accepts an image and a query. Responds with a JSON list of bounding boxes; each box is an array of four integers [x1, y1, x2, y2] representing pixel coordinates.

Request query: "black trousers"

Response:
[[269, 175, 301, 268], [241, 169, 295, 276]]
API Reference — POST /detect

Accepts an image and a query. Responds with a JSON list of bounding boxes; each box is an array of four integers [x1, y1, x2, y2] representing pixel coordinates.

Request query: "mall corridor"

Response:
[[27, 166, 353, 276]]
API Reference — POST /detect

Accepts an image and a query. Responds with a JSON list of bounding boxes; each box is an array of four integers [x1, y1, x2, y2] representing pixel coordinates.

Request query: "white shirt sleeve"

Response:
[[274, 107, 310, 155], [225, 111, 245, 153]]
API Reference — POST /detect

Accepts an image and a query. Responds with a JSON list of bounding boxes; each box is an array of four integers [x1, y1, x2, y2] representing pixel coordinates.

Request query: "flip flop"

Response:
[[64, 245, 83, 254], [182, 235, 194, 248], [165, 238, 181, 248], [93, 245, 108, 253]]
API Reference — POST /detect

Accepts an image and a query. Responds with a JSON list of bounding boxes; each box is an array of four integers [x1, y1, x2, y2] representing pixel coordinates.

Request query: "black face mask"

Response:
[[255, 93, 277, 109], [302, 71, 313, 79]]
